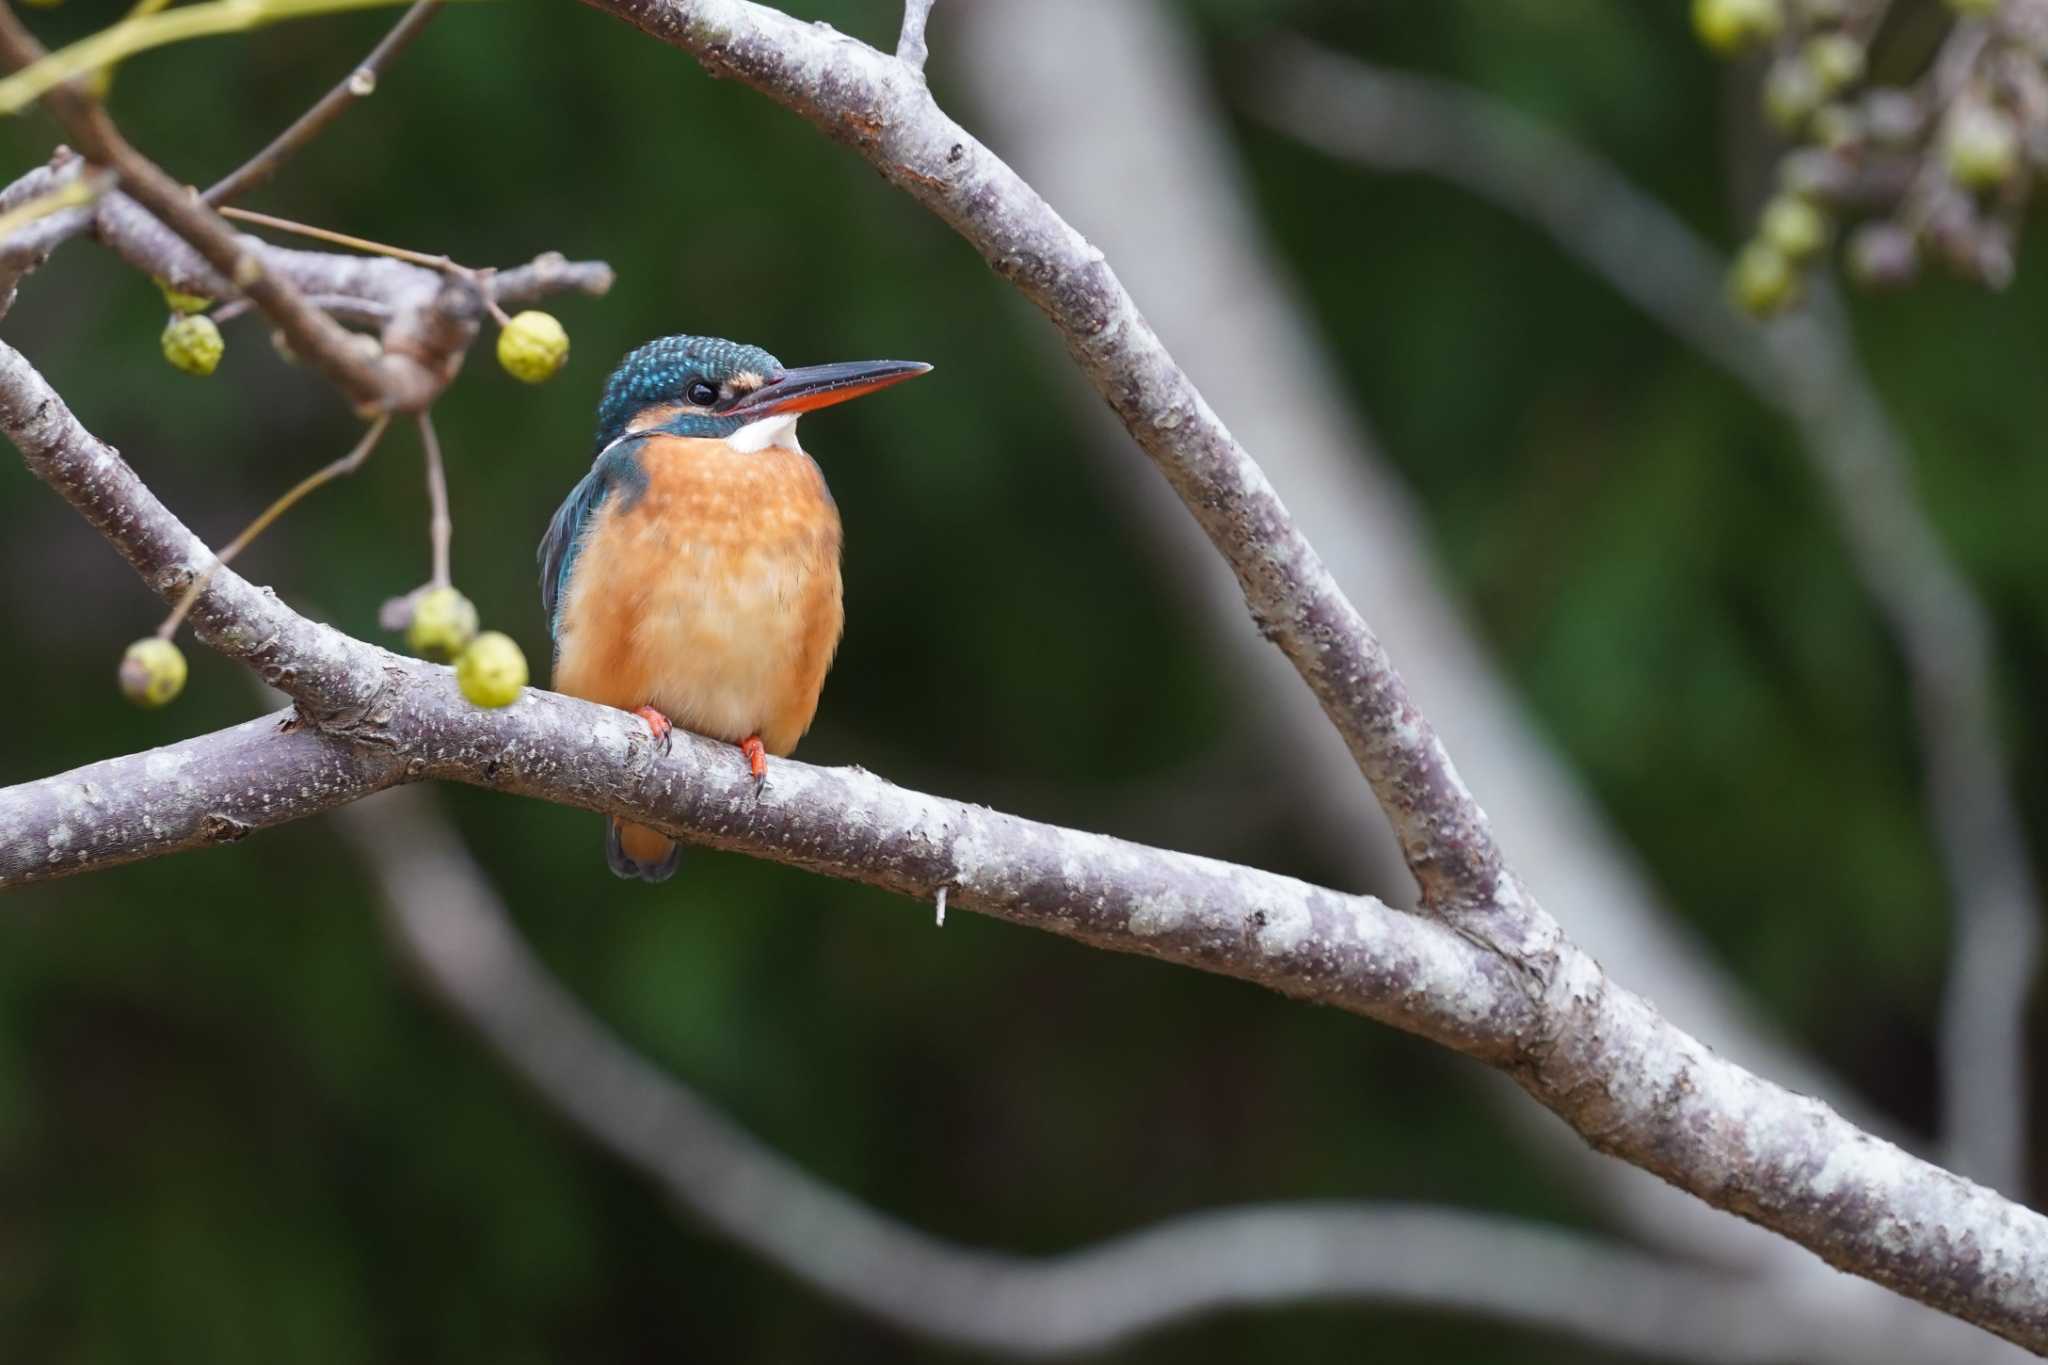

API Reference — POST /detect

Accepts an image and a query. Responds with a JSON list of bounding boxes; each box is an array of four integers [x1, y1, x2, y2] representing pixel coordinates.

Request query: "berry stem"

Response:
[[417, 409, 452, 590], [217, 205, 452, 270]]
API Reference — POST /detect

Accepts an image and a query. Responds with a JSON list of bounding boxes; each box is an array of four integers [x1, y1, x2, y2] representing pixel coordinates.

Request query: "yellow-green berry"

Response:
[[160, 314, 224, 377], [1693, 0, 1784, 55], [1760, 194, 1831, 261], [1946, 105, 2019, 190], [1810, 102, 1862, 152], [1729, 241, 1800, 317], [155, 278, 212, 314], [497, 310, 569, 384], [456, 631, 528, 708], [406, 585, 479, 660], [1763, 59, 1824, 133], [119, 637, 187, 708], [1804, 33, 1865, 95]]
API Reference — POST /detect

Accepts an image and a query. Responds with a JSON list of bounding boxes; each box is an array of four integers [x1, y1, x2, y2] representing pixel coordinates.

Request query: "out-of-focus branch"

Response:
[[1249, 39, 2040, 1199], [204, 0, 443, 205], [340, 783, 1988, 1365]]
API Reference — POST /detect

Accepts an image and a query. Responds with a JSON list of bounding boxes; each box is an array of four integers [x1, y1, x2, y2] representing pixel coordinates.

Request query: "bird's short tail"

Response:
[[606, 818, 681, 883]]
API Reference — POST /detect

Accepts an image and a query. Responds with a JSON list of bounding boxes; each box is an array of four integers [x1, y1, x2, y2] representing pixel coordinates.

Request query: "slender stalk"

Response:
[[217, 205, 452, 270], [417, 410, 450, 589]]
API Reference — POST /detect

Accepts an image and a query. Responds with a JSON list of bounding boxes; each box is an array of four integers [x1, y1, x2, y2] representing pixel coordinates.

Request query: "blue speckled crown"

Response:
[[592, 335, 783, 452]]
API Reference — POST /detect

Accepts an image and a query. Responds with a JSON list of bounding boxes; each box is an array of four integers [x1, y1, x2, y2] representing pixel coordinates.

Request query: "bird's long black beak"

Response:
[[727, 359, 931, 417]]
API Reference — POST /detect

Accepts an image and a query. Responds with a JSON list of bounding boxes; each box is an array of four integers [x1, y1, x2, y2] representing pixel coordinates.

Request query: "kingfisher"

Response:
[[539, 334, 930, 882]]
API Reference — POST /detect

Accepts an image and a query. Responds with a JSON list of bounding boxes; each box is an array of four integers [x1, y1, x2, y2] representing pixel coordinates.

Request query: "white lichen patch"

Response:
[[1255, 898, 1313, 956], [1126, 894, 1189, 938]]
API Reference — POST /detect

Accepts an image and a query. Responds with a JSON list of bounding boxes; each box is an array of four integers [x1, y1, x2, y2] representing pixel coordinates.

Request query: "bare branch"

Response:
[[0, 712, 401, 882], [0, 154, 96, 314], [342, 784, 1993, 1365], [895, 0, 933, 73], [1249, 39, 2041, 1199], [204, 0, 444, 206], [5, 343, 2048, 1350]]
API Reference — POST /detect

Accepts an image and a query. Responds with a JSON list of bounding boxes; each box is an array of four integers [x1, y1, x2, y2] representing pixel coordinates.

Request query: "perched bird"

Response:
[[539, 334, 930, 882]]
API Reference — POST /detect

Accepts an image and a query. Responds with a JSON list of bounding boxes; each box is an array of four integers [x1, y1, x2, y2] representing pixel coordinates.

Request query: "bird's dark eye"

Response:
[[686, 380, 718, 406]]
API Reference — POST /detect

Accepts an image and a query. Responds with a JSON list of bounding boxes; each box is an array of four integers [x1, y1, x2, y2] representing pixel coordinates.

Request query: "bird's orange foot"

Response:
[[740, 735, 767, 790], [632, 705, 674, 753]]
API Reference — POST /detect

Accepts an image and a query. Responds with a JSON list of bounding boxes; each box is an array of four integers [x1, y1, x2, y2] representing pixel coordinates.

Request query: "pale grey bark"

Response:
[[1251, 39, 2039, 1200]]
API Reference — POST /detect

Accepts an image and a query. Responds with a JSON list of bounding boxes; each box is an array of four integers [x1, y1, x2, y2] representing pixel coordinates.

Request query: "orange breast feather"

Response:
[[551, 436, 844, 755]]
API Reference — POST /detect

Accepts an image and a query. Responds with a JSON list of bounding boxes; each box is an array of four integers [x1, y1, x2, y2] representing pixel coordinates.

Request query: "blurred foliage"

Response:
[[0, 0, 2043, 1360]]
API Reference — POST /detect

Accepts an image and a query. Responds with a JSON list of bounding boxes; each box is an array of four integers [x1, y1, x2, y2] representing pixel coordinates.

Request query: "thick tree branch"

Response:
[[1249, 39, 2041, 1199], [341, 784, 1984, 1365], [4, 347, 2048, 1352]]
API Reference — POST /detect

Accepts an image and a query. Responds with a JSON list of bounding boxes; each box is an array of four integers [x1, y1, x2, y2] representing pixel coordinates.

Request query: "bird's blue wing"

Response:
[[538, 439, 651, 645]]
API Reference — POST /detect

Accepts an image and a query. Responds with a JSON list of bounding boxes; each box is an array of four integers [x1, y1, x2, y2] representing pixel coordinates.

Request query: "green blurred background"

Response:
[[2, 0, 2043, 1359]]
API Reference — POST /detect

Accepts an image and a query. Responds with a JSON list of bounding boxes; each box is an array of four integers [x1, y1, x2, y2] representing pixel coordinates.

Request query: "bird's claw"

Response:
[[740, 735, 767, 795], [632, 705, 674, 755]]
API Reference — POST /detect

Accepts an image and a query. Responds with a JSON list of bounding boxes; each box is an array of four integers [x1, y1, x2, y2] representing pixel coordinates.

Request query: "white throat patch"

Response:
[[725, 412, 803, 454]]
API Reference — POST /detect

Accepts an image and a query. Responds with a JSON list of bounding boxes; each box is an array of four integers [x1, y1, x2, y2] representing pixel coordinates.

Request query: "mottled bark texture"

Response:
[[4, 1, 2048, 1352]]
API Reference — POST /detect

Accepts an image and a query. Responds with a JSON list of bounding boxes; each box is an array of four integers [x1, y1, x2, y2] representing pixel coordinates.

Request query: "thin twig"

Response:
[[416, 409, 450, 589], [895, 0, 933, 72], [204, 0, 443, 206], [158, 417, 391, 638], [217, 205, 453, 270]]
